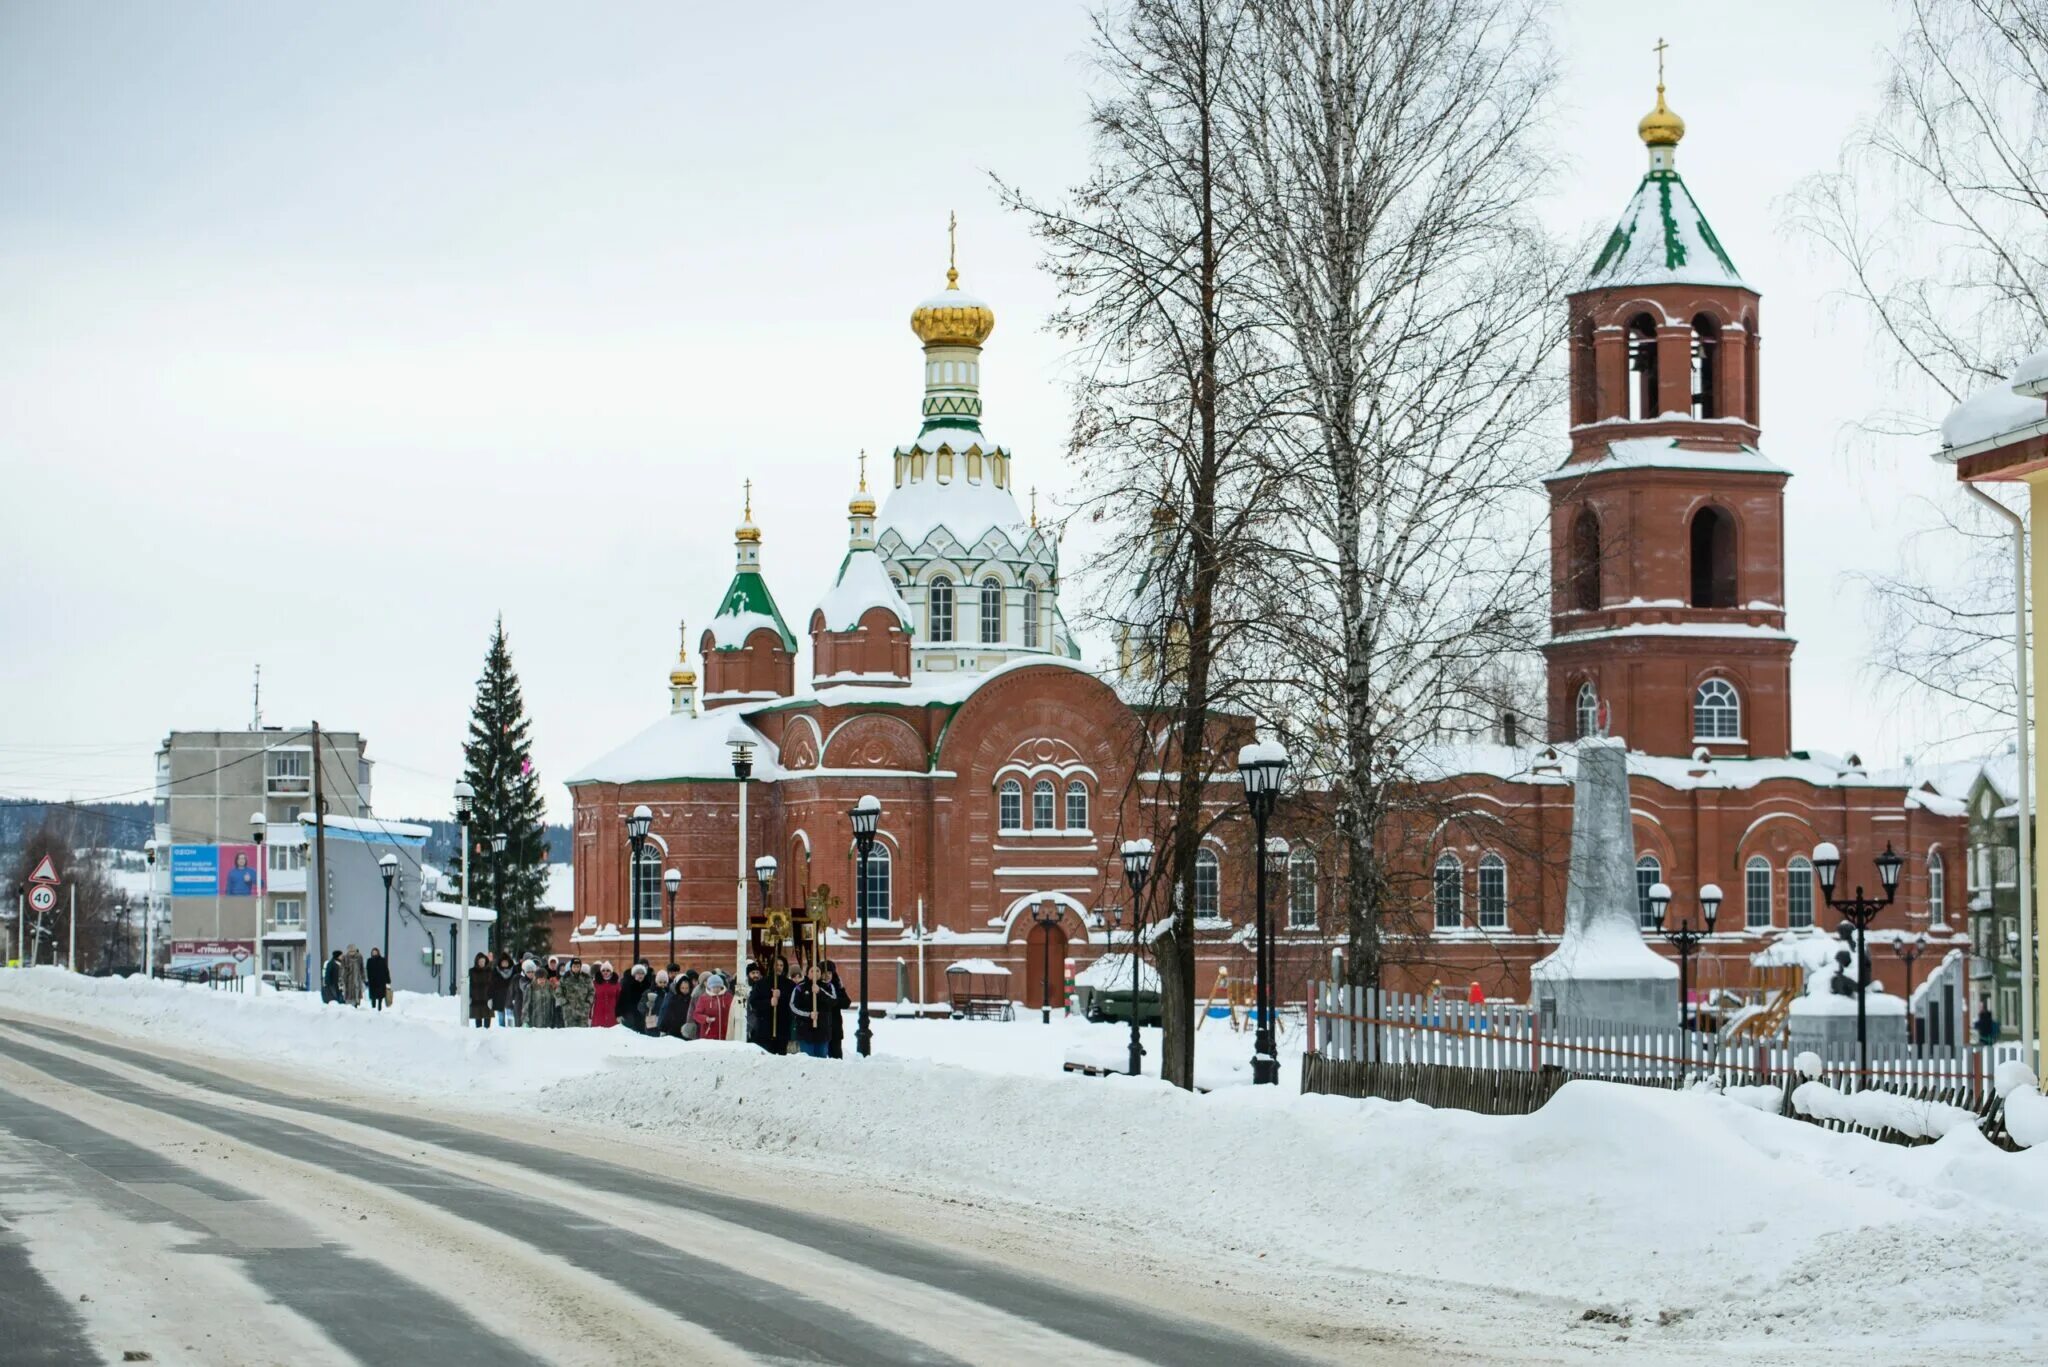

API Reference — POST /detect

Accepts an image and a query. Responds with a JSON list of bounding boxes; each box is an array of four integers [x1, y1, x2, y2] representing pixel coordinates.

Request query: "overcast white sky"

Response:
[[0, 1, 1982, 824]]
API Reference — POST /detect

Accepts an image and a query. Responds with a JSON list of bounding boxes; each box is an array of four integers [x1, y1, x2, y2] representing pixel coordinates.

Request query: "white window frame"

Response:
[[1636, 854, 1662, 930], [929, 576, 955, 643], [1693, 678, 1741, 741], [998, 779, 1023, 832], [1477, 853, 1507, 930], [1031, 780, 1056, 831], [635, 847, 664, 926], [1023, 583, 1041, 649], [1063, 780, 1088, 831], [1287, 849, 1317, 929], [979, 578, 1003, 645], [1194, 848, 1221, 920], [1928, 851, 1945, 921], [1434, 853, 1463, 929], [1787, 856, 1813, 930], [1745, 856, 1772, 930], [1575, 682, 1598, 739], [272, 897, 304, 928], [856, 841, 891, 921]]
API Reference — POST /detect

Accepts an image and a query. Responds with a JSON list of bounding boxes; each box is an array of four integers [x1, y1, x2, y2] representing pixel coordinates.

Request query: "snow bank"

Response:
[[1995, 1061, 2048, 1149], [1790, 1080, 1981, 1140], [11, 969, 2048, 1350]]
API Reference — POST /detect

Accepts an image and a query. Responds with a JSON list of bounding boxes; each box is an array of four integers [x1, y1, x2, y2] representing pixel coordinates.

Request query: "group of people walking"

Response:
[[320, 945, 392, 1009], [455, 949, 859, 1058]]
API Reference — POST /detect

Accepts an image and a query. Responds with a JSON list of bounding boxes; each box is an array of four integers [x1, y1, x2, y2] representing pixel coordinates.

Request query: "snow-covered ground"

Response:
[[5, 968, 2047, 1360]]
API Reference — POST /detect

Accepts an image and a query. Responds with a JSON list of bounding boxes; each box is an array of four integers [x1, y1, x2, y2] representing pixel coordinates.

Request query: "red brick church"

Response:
[[565, 82, 1966, 1020]]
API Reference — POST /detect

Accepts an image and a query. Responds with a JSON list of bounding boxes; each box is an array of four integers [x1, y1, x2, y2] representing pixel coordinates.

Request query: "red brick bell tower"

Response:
[[1542, 76, 1793, 759]]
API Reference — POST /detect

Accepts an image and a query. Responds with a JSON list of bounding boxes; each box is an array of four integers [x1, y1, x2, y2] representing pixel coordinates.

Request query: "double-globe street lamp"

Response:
[[625, 804, 653, 966], [1238, 740, 1289, 1087], [1031, 903, 1062, 1025], [1118, 838, 1154, 1077], [850, 794, 881, 1058], [1648, 880, 1722, 1034], [1813, 840, 1904, 1080]]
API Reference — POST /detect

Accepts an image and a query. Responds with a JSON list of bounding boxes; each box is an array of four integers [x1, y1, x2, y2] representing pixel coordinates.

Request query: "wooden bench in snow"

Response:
[[944, 958, 1015, 1020]]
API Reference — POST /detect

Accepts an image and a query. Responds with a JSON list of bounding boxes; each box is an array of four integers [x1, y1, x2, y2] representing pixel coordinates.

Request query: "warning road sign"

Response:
[[28, 884, 56, 914], [27, 855, 58, 886]]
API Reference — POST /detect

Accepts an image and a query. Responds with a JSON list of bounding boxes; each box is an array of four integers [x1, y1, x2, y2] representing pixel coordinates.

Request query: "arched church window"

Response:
[[1569, 507, 1601, 612], [998, 779, 1022, 831], [1575, 682, 1599, 739], [1745, 856, 1772, 930], [1032, 780, 1056, 830], [1627, 313, 1659, 420], [1928, 850, 1946, 923], [1689, 506, 1737, 607], [1064, 780, 1088, 830], [980, 578, 1002, 644], [635, 845, 664, 926], [1194, 848, 1221, 919], [1636, 854, 1663, 929], [1477, 853, 1507, 929], [929, 577, 955, 643], [1288, 848, 1317, 928], [1690, 315, 1720, 419], [1693, 677, 1740, 740], [937, 448, 954, 483], [1023, 582, 1041, 649], [967, 450, 983, 482], [856, 841, 891, 921], [1788, 856, 1814, 929], [1434, 853, 1463, 929]]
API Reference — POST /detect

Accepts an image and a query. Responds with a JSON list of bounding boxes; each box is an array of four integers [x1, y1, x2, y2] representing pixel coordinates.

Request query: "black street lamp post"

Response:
[[1119, 838, 1153, 1078], [754, 855, 777, 972], [663, 867, 681, 968], [1031, 903, 1062, 1024], [379, 853, 398, 961], [850, 795, 880, 1057], [1238, 740, 1289, 1086], [1893, 931, 1930, 1047], [1649, 880, 1722, 1034], [1812, 840, 1904, 1081], [625, 805, 652, 966], [490, 831, 507, 955]]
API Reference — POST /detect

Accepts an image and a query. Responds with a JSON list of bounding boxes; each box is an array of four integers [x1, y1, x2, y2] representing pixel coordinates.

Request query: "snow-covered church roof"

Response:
[[816, 545, 912, 633], [1583, 169, 1745, 292], [567, 711, 783, 786], [1939, 349, 2048, 453], [707, 568, 796, 652]]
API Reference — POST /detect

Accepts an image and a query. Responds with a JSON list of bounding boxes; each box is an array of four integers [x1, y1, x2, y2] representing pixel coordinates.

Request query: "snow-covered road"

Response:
[[4, 969, 2047, 1364]]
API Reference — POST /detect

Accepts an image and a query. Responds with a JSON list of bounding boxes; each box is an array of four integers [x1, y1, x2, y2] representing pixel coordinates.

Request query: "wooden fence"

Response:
[[1305, 982, 2020, 1145]]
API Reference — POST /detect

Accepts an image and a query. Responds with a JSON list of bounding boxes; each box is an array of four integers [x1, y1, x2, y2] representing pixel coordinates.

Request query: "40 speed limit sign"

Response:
[[28, 884, 56, 914]]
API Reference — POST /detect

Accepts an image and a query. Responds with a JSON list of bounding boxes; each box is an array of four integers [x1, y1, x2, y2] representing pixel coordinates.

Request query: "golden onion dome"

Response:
[[735, 519, 761, 544], [849, 490, 877, 517], [735, 479, 761, 543], [911, 266, 996, 348], [669, 660, 697, 687], [1638, 85, 1685, 149]]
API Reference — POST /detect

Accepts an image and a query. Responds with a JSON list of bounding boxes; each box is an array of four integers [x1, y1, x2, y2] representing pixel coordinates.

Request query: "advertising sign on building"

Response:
[[170, 844, 265, 897], [167, 939, 254, 963]]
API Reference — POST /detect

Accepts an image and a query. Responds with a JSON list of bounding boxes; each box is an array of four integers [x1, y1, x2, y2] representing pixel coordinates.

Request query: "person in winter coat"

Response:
[[818, 960, 851, 1059], [592, 963, 620, 1029], [342, 945, 367, 1007], [616, 961, 653, 1033], [558, 962, 594, 1028], [772, 955, 798, 1055], [691, 971, 735, 1042], [790, 964, 833, 1058], [525, 963, 559, 1029], [490, 953, 517, 1026], [503, 960, 530, 1026], [365, 947, 392, 1010], [657, 971, 695, 1038], [1977, 999, 2001, 1046], [321, 950, 343, 1004], [745, 962, 774, 1050], [674, 970, 701, 1038], [466, 952, 495, 1028]]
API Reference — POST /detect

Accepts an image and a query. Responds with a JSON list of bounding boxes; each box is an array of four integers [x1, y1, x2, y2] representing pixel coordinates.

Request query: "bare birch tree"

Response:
[[1000, 0, 1288, 1089], [1787, 0, 2047, 738], [1229, 0, 1569, 988]]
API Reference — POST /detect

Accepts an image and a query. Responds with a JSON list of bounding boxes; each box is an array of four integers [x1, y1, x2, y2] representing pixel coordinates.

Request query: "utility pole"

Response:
[[312, 721, 330, 975], [68, 883, 76, 972]]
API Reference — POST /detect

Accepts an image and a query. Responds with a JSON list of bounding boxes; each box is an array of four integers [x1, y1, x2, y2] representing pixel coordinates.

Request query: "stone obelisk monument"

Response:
[[1530, 737, 1678, 1027]]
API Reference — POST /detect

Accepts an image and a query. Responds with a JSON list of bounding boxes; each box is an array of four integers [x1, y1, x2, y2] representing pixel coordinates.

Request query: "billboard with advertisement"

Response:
[[169, 844, 264, 897], [167, 939, 255, 974]]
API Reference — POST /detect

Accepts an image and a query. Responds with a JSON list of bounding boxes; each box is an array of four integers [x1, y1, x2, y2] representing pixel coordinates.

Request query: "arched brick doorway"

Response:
[[1023, 919, 1069, 1011]]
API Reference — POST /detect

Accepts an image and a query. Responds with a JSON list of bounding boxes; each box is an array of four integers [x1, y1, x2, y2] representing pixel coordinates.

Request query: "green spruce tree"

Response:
[[449, 616, 551, 956]]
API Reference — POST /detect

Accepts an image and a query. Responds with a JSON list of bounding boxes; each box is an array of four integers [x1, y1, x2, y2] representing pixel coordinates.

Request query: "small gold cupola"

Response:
[[910, 211, 996, 348], [1638, 38, 1685, 170], [668, 619, 698, 716]]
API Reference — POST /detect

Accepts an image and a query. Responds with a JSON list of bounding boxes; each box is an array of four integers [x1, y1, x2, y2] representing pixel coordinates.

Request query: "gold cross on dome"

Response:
[[1653, 37, 1668, 86], [743, 478, 752, 520], [947, 210, 959, 288], [678, 618, 687, 656], [1030, 485, 1038, 528], [858, 448, 868, 492]]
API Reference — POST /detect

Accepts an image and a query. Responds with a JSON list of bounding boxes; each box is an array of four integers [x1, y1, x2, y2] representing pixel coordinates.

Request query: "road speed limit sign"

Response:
[[28, 884, 57, 914]]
